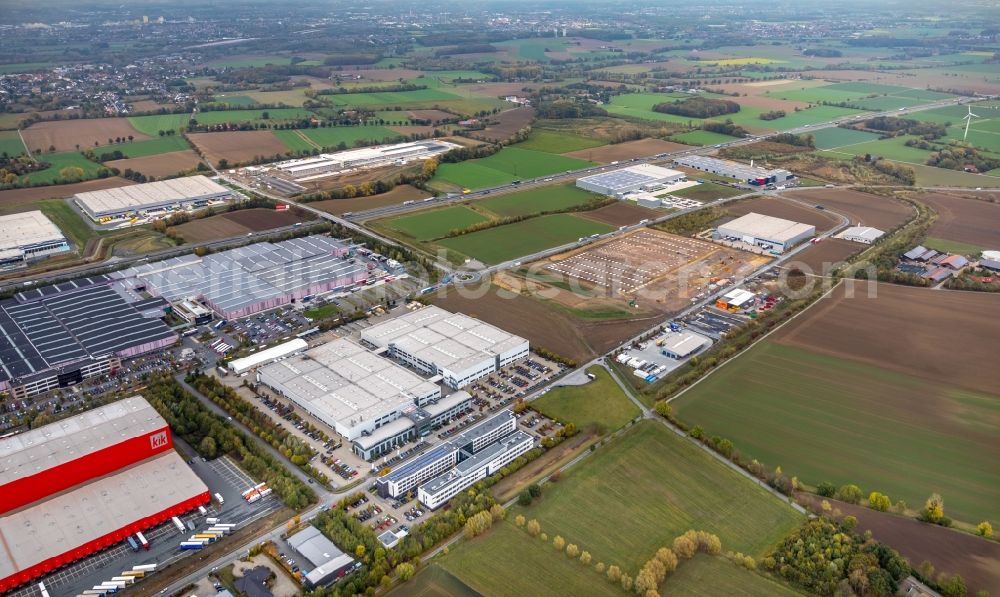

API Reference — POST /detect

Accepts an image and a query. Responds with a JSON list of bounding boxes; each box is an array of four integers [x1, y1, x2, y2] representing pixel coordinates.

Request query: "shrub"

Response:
[[836, 484, 864, 504]]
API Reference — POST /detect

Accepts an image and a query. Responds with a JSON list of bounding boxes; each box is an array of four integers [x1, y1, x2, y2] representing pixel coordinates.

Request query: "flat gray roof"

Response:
[[718, 212, 815, 244], [0, 211, 65, 252], [421, 430, 532, 498], [258, 338, 439, 429], [0, 396, 163, 486], [74, 176, 230, 215], [361, 306, 527, 375], [0, 451, 208, 582], [578, 164, 684, 191], [288, 525, 350, 569], [448, 409, 514, 451]]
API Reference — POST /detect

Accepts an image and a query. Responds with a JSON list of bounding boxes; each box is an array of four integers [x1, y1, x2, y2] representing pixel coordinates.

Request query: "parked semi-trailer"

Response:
[[172, 516, 185, 533], [111, 577, 135, 585], [214, 492, 225, 505], [206, 517, 220, 525], [180, 541, 205, 550], [121, 571, 144, 578], [132, 564, 157, 572], [135, 531, 149, 550], [38, 582, 50, 597], [126, 536, 139, 552], [198, 505, 208, 515], [194, 534, 218, 542], [207, 527, 229, 535]]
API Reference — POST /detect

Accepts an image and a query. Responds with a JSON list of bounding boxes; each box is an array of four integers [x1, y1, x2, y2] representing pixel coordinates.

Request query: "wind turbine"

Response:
[[962, 104, 980, 141]]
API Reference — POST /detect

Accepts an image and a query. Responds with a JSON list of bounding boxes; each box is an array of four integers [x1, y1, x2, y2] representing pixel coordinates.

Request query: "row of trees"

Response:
[[652, 97, 741, 118], [142, 374, 317, 509], [759, 109, 787, 121], [184, 373, 330, 485]]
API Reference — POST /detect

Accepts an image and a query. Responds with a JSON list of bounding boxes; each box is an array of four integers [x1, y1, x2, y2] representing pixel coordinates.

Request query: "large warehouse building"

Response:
[[256, 337, 441, 441], [360, 305, 529, 389], [673, 155, 793, 186], [74, 175, 233, 223], [716, 212, 815, 253], [576, 164, 685, 196], [287, 526, 355, 588], [0, 278, 178, 399], [0, 397, 210, 592], [0, 211, 70, 270], [272, 140, 460, 181], [111, 236, 366, 319]]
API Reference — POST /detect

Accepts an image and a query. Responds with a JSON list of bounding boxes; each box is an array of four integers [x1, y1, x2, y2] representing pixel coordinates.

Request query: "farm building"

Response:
[[73, 175, 233, 223], [940, 254, 969, 270], [255, 337, 441, 441], [903, 245, 928, 260], [0, 278, 177, 399], [716, 212, 815, 253], [982, 250, 1000, 261], [360, 305, 529, 389], [111, 236, 366, 319], [979, 258, 1000, 272], [840, 226, 885, 244], [0, 211, 70, 270], [576, 164, 685, 196], [272, 140, 460, 181], [673, 155, 793, 186], [287, 526, 355, 588], [659, 331, 710, 359], [0, 397, 209, 592]]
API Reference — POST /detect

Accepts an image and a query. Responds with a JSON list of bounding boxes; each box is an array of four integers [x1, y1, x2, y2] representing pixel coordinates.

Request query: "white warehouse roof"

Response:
[[228, 338, 308, 375], [0, 211, 65, 253], [577, 164, 684, 193], [841, 226, 885, 243], [719, 212, 815, 244], [74, 176, 230, 215]]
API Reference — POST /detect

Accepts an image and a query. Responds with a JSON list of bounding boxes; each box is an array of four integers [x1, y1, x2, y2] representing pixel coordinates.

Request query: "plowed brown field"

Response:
[[188, 131, 289, 165], [772, 282, 1000, 394], [579, 202, 659, 226], [310, 185, 431, 216], [21, 118, 149, 153], [915, 192, 1000, 248], [788, 238, 862, 274], [171, 208, 311, 242], [106, 150, 203, 178], [783, 189, 913, 229], [0, 177, 135, 209]]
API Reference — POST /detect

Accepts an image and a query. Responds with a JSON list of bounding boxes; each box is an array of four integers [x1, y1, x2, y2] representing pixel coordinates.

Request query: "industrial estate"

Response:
[[0, 1, 998, 597]]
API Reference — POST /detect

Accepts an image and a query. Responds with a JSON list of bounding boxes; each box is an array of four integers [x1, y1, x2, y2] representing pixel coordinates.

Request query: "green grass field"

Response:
[[810, 127, 882, 150], [906, 162, 998, 187], [21, 152, 103, 184], [515, 129, 607, 154], [532, 367, 640, 433], [390, 563, 482, 597], [819, 135, 933, 163], [666, 182, 743, 201], [384, 205, 490, 241], [0, 130, 27, 156], [206, 56, 292, 68], [475, 184, 599, 218], [663, 555, 804, 596], [670, 130, 738, 146], [209, 95, 257, 106], [303, 303, 340, 320], [129, 108, 314, 135], [754, 105, 863, 130], [432, 147, 594, 190], [322, 88, 463, 108], [438, 214, 613, 264], [106, 136, 190, 158], [672, 342, 1000, 523], [506, 421, 802, 573], [606, 93, 762, 125], [922, 236, 985, 256], [437, 523, 625, 597]]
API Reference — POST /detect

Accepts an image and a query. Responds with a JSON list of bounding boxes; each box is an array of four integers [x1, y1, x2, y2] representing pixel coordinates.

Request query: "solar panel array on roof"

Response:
[[0, 284, 177, 385], [15, 275, 113, 303]]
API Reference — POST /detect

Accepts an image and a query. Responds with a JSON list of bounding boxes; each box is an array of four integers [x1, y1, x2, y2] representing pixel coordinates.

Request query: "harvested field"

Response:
[[405, 109, 457, 122], [105, 150, 203, 178], [170, 208, 311, 242], [563, 137, 688, 163], [674, 282, 1000, 524], [789, 238, 862, 274], [340, 68, 424, 81], [783, 189, 913, 229], [310, 185, 430, 216], [915, 192, 1000, 248], [725, 195, 841, 232], [799, 496, 1000, 596], [464, 107, 535, 142], [578, 202, 659, 226], [188, 131, 289, 165], [21, 118, 149, 153], [773, 283, 1000, 394], [387, 125, 437, 136], [0, 177, 134, 208]]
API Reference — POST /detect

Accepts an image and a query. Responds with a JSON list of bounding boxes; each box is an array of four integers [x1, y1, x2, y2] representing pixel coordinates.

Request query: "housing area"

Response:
[[0, 397, 209, 592]]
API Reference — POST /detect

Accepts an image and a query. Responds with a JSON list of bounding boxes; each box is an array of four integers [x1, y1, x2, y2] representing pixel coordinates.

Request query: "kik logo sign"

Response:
[[150, 430, 169, 450]]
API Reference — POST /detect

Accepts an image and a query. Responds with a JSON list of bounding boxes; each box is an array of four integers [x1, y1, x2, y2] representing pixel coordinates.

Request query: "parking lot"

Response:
[[545, 229, 717, 294], [680, 307, 749, 339]]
